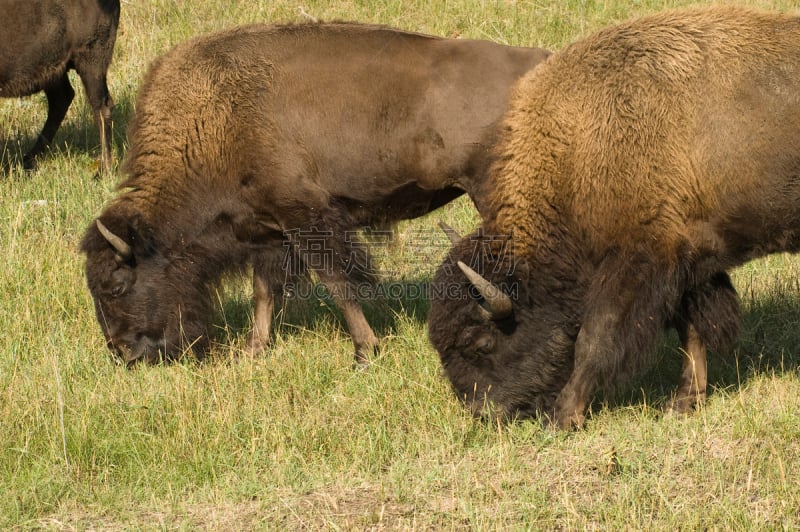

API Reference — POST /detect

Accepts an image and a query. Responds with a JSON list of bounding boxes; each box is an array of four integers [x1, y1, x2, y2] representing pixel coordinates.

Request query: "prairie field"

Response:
[[2, 0, 800, 529]]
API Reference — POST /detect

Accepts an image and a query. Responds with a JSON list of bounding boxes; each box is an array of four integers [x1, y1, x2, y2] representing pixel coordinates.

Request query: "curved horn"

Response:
[[438, 219, 462, 245], [457, 260, 513, 320], [96, 220, 133, 261]]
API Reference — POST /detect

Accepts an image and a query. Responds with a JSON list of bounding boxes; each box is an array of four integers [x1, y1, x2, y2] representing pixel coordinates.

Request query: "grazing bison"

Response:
[[80, 22, 550, 365], [427, 6, 800, 429], [1, 0, 119, 173]]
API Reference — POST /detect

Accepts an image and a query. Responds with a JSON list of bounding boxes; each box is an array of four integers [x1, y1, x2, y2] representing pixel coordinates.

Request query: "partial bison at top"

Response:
[[428, 6, 800, 429], [81, 22, 550, 365], [1, 0, 119, 174]]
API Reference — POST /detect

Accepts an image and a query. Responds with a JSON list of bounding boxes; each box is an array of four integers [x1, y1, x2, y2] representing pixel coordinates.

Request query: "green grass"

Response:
[[2, 0, 800, 528]]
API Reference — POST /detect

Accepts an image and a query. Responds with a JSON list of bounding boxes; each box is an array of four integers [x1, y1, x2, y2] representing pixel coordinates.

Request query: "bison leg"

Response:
[[667, 322, 707, 413], [76, 65, 114, 176], [667, 271, 740, 413], [314, 269, 378, 366], [246, 252, 287, 354], [286, 218, 379, 366], [247, 268, 276, 354], [23, 73, 74, 169], [553, 252, 681, 429], [552, 310, 615, 429]]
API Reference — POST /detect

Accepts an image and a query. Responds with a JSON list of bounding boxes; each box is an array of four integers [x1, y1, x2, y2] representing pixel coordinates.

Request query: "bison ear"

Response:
[[128, 213, 160, 257]]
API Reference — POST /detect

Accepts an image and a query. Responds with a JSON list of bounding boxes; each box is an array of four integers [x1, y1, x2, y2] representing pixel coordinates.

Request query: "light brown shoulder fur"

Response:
[[484, 6, 800, 262]]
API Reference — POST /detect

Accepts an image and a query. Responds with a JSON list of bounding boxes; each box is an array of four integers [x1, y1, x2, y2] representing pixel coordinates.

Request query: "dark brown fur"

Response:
[[80, 22, 550, 365], [429, 6, 800, 428], [0, 0, 118, 173]]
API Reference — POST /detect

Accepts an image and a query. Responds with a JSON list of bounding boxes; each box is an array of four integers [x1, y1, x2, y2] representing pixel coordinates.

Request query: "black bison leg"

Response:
[[248, 272, 276, 354], [76, 64, 114, 176], [23, 72, 74, 170], [247, 246, 301, 354], [553, 252, 681, 429], [285, 215, 379, 366], [552, 310, 614, 429]]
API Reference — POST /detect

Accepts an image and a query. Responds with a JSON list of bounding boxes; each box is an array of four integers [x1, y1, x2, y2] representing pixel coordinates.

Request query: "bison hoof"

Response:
[[352, 360, 369, 371], [352, 354, 371, 371], [352, 342, 378, 370], [559, 412, 586, 430], [22, 156, 37, 171], [664, 392, 706, 415], [245, 337, 269, 356], [548, 408, 586, 430]]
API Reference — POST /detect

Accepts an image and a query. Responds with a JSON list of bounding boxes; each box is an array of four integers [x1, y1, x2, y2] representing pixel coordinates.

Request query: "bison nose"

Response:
[[106, 334, 157, 367], [125, 335, 168, 366], [107, 339, 135, 366], [123, 344, 146, 367]]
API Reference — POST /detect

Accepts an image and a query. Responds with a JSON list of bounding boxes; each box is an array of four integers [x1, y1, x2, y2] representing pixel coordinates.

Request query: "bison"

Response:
[[427, 6, 800, 429], [1, 0, 119, 174], [80, 22, 550, 365]]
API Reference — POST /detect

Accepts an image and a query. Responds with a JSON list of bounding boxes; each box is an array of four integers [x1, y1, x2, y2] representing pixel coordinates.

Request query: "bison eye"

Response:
[[109, 268, 134, 298], [111, 284, 126, 297], [473, 334, 495, 354]]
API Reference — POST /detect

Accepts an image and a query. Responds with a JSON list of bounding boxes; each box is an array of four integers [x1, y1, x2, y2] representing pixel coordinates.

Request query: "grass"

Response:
[[2, 0, 800, 528]]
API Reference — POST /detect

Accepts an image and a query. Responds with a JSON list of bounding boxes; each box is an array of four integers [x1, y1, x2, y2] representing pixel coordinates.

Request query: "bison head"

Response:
[[427, 230, 585, 420], [81, 213, 211, 365]]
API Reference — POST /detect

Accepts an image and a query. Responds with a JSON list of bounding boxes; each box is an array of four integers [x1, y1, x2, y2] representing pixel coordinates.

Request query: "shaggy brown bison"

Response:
[[427, 6, 800, 429], [0, 0, 119, 173], [81, 22, 550, 365]]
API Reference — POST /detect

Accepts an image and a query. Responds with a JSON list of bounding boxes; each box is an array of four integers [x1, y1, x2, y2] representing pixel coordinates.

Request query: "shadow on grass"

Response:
[[212, 278, 433, 354], [1, 91, 134, 175], [211, 275, 800, 410], [606, 292, 800, 415]]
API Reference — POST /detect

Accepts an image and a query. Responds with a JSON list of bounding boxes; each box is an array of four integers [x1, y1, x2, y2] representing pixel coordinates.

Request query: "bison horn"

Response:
[[457, 260, 513, 320], [96, 220, 133, 262], [438, 219, 462, 245]]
